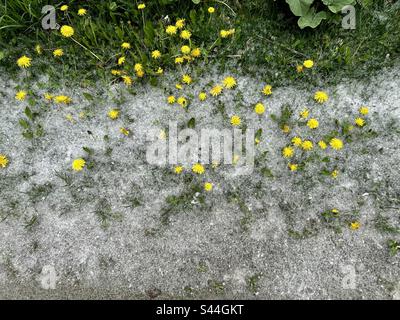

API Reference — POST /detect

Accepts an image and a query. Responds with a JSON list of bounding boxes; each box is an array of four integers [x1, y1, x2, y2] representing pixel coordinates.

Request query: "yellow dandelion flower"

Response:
[[331, 170, 339, 179], [175, 57, 184, 64], [300, 108, 309, 119], [192, 163, 205, 175], [174, 166, 183, 174], [156, 67, 163, 74], [121, 75, 132, 86], [282, 146, 294, 158], [204, 182, 213, 192], [65, 114, 74, 123], [54, 95, 72, 104], [355, 117, 365, 127], [330, 138, 343, 150], [111, 69, 121, 76], [44, 93, 53, 101], [208, 7, 215, 13], [307, 118, 319, 129], [288, 163, 298, 171], [17, 55, 31, 68], [167, 96, 176, 104], [134, 63, 143, 72], [181, 45, 191, 54], [210, 85, 223, 96], [182, 74, 192, 85], [166, 25, 177, 35], [136, 69, 145, 78], [198, 92, 207, 101], [254, 103, 265, 115], [175, 19, 185, 29], [262, 85, 272, 96], [223, 76, 237, 89], [220, 29, 235, 38], [303, 60, 314, 68], [60, 5, 68, 11], [53, 48, 64, 57], [137, 3, 146, 10], [0, 154, 9, 168], [175, 83, 183, 90], [332, 209, 339, 214], [120, 127, 130, 136], [180, 30, 191, 40], [296, 65, 304, 73], [220, 30, 229, 38], [35, 44, 42, 55], [301, 140, 313, 151], [118, 56, 125, 65], [359, 106, 369, 115], [314, 91, 329, 104], [191, 47, 201, 58], [72, 158, 86, 171], [318, 141, 327, 150], [121, 42, 131, 49], [15, 90, 27, 101], [77, 8, 87, 16], [177, 96, 188, 107], [230, 115, 241, 126], [60, 25, 74, 37], [291, 136, 302, 147], [108, 109, 119, 120], [151, 50, 161, 59], [350, 221, 360, 230], [282, 125, 290, 133]]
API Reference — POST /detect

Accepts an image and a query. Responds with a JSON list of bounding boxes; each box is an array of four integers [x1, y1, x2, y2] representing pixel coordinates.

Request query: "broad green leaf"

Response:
[[298, 9, 327, 28], [322, 0, 355, 13], [285, 0, 314, 16]]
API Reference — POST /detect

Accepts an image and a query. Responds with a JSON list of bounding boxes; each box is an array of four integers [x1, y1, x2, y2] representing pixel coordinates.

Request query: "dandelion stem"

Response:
[[213, 0, 236, 16], [70, 37, 102, 62]]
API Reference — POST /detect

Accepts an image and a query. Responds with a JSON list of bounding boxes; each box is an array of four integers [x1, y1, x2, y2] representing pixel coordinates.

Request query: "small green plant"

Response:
[[284, 0, 356, 29], [388, 240, 400, 256]]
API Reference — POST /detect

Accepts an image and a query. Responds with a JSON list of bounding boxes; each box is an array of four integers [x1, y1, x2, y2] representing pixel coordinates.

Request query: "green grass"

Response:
[[0, 0, 399, 86]]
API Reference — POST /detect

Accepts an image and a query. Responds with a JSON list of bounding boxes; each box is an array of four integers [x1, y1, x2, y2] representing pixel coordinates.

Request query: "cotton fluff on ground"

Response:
[[0, 66, 399, 299]]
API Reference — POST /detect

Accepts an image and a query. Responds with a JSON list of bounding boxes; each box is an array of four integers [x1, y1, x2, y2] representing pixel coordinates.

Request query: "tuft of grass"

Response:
[[375, 215, 400, 234]]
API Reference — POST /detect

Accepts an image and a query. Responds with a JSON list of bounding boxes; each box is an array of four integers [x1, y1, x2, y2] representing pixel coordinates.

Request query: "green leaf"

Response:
[[144, 21, 155, 47], [192, 0, 201, 4], [255, 128, 262, 140], [285, 0, 314, 16], [188, 117, 196, 128], [322, 0, 355, 13], [83, 92, 94, 101], [19, 118, 30, 129], [24, 106, 33, 120], [83, 146, 94, 155], [298, 9, 327, 29], [22, 131, 34, 140], [109, 2, 117, 11]]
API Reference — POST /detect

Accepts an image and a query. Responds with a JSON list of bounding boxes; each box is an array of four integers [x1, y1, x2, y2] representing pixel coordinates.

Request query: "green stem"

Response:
[[70, 37, 102, 62]]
